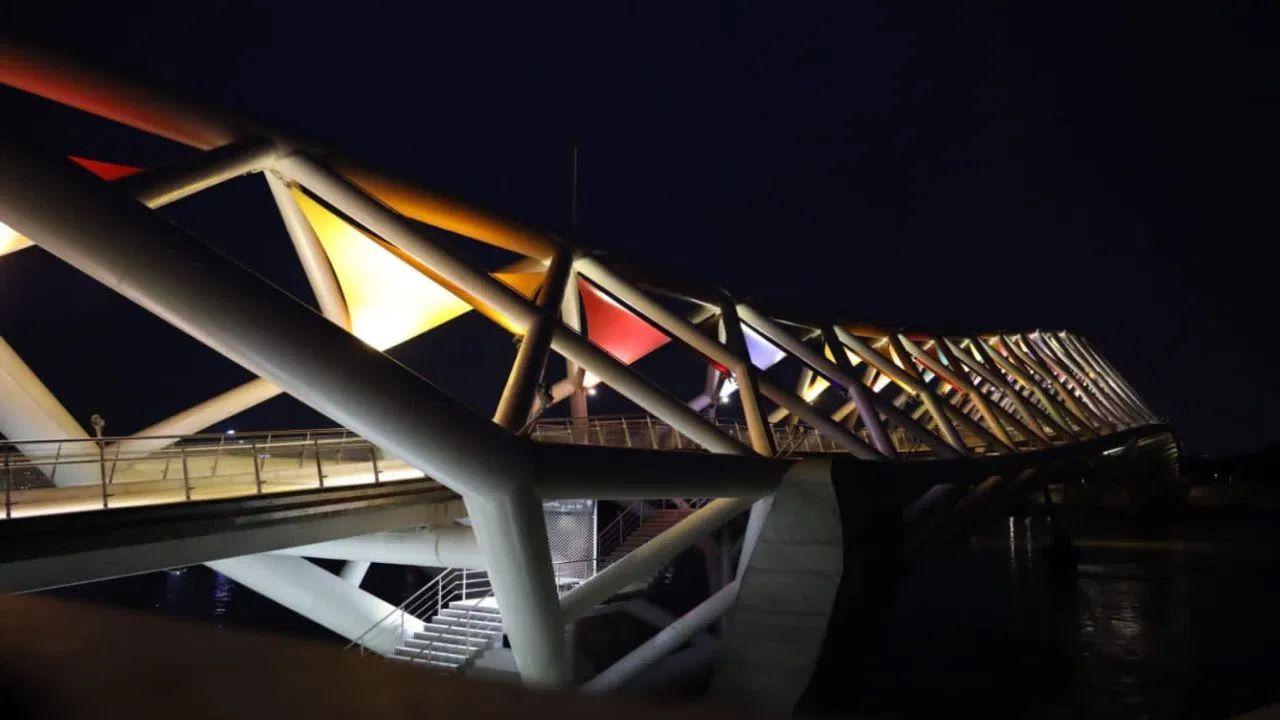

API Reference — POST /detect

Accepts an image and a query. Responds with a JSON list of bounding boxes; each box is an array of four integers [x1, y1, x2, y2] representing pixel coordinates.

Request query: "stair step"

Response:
[[389, 655, 461, 670], [420, 629, 501, 646], [428, 626, 501, 641], [402, 638, 481, 654], [447, 598, 499, 611], [413, 629, 495, 644], [430, 616, 504, 632], [393, 646, 467, 662], [438, 608, 502, 621], [422, 617, 496, 632]]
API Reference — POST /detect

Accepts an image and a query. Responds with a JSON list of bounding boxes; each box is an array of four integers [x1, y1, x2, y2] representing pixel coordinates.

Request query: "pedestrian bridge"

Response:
[[0, 38, 1178, 714], [0, 417, 879, 521]]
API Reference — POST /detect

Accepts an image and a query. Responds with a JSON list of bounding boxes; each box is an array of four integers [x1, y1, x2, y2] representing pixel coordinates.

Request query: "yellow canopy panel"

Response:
[[290, 189, 543, 351], [0, 223, 32, 257]]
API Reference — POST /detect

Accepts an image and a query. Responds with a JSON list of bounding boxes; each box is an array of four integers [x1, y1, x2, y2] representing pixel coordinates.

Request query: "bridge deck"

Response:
[[0, 478, 464, 592]]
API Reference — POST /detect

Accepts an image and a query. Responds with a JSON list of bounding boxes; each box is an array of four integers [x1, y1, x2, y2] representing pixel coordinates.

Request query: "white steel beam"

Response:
[[264, 171, 351, 329], [560, 497, 754, 623], [494, 248, 572, 431], [583, 580, 739, 693], [970, 336, 1085, 438], [821, 325, 895, 456], [831, 327, 969, 455], [271, 526, 484, 569], [941, 337, 1053, 444], [207, 554, 421, 656], [1001, 333, 1105, 434], [898, 335, 1017, 450], [278, 154, 748, 457], [0, 136, 574, 685], [1028, 332, 1129, 427], [0, 336, 96, 486]]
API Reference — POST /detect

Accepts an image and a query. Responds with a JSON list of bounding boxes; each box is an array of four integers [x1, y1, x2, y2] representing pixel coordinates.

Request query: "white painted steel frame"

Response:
[[0, 40, 1166, 694]]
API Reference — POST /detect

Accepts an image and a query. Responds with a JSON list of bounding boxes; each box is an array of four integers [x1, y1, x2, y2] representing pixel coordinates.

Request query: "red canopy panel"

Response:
[[578, 278, 671, 365], [68, 156, 143, 181]]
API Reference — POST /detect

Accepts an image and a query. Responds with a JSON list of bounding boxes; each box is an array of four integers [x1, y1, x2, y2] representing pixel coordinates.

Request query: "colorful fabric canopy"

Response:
[[578, 278, 671, 366], [290, 189, 542, 351], [743, 324, 787, 371]]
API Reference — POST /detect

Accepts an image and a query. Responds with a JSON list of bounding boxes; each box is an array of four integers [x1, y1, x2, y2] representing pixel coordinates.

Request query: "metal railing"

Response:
[[2, 412, 858, 521], [0, 428, 420, 520], [593, 498, 710, 571], [348, 567, 493, 666], [345, 496, 714, 666], [529, 415, 844, 456]]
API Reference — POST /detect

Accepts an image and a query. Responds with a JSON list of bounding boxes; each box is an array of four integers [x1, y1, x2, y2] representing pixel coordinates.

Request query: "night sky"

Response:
[[0, 2, 1274, 454]]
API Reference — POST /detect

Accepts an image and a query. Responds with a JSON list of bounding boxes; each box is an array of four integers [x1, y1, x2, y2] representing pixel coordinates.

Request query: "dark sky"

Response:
[[1, 2, 1274, 454]]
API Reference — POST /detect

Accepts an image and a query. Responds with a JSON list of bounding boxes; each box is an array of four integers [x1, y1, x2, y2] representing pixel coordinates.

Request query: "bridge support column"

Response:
[[708, 460, 847, 715], [800, 460, 905, 714], [465, 488, 571, 687]]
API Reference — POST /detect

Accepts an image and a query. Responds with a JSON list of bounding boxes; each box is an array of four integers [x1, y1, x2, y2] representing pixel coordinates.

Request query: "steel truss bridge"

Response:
[[0, 38, 1177, 713]]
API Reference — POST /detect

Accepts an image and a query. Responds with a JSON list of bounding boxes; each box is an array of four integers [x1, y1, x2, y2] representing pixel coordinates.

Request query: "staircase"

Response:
[[350, 568, 501, 673], [351, 500, 705, 671], [600, 506, 694, 567], [393, 595, 504, 670]]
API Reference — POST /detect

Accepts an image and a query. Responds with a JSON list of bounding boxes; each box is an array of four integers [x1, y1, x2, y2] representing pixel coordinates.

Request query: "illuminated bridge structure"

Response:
[[0, 40, 1177, 712]]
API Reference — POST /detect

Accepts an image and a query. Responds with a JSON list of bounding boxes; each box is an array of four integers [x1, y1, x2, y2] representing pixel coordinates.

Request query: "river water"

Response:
[[861, 510, 1280, 718], [45, 511, 1280, 718]]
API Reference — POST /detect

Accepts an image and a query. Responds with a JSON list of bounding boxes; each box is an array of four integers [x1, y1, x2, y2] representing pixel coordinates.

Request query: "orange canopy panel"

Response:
[[340, 164, 558, 261], [2, 155, 143, 257], [578, 278, 672, 366], [290, 189, 542, 350]]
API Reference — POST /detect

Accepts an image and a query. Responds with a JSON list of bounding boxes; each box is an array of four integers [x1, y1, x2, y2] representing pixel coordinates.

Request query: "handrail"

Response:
[[528, 415, 840, 457], [345, 566, 455, 652], [396, 579, 496, 668], [595, 500, 646, 568], [0, 429, 417, 521], [347, 567, 494, 668], [1, 413, 845, 522]]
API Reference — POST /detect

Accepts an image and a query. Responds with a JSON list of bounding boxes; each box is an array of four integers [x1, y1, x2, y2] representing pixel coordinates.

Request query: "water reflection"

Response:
[[40, 510, 1280, 718], [861, 512, 1280, 718], [212, 570, 232, 620]]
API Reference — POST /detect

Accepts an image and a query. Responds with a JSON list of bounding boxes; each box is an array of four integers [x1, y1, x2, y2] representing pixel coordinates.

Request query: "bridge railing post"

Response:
[[97, 437, 108, 510], [180, 445, 191, 502], [369, 443, 381, 484], [251, 440, 263, 494], [49, 441, 62, 485], [313, 437, 325, 488], [4, 453, 11, 519]]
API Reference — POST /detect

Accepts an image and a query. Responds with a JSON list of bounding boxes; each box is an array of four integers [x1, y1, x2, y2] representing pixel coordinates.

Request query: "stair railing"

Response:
[[593, 499, 709, 573], [346, 568, 492, 659], [346, 567, 456, 654], [396, 570, 495, 669], [594, 500, 647, 569]]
